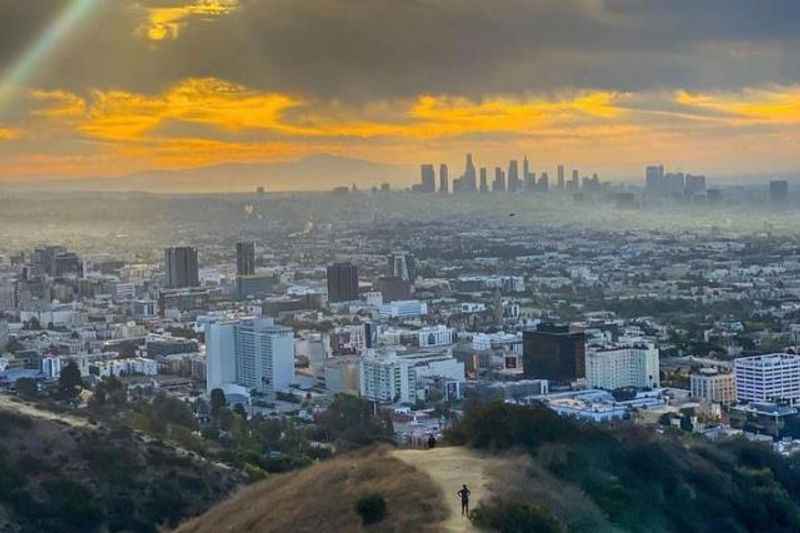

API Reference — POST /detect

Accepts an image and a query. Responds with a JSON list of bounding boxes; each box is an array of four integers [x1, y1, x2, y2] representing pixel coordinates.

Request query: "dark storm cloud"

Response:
[[1, 0, 799, 99]]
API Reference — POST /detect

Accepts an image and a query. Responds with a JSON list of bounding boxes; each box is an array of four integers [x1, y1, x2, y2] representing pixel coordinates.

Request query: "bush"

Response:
[[355, 493, 387, 526], [470, 499, 562, 533]]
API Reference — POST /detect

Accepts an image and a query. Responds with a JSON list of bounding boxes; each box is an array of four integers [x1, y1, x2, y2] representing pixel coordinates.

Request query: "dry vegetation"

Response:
[[173, 446, 448, 533]]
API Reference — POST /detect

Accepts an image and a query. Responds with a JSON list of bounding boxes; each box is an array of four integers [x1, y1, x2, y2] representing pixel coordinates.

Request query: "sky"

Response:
[[0, 0, 799, 188]]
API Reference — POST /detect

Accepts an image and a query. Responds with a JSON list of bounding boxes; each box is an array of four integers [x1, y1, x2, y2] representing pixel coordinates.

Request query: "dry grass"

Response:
[[173, 446, 448, 533]]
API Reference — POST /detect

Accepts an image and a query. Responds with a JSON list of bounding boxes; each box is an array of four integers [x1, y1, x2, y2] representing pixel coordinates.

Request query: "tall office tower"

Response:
[[538, 172, 549, 192], [685, 174, 707, 196], [570, 169, 580, 190], [664, 172, 685, 196], [388, 251, 416, 282], [206, 317, 295, 398], [164, 246, 200, 288], [557, 165, 565, 189], [327, 262, 359, 302], [645, 165, 664, 194], [479, 168, 489, 192], [507, 160, 520, 192], [463, 153, 478, 192], [493, 167, 506, 192], [420, 164, 436, 193], [236, 241, 256, 276], [770, 180, 789, 204], [523, 323, 586, 382], [439, 164, 449, 193], [586, 343, 660, 390], [523, 156, 530, 182]]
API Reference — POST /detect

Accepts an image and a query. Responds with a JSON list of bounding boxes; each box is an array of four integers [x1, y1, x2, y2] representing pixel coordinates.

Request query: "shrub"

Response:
[[355, 493, 387, 526], [470, 499, 562, 533]]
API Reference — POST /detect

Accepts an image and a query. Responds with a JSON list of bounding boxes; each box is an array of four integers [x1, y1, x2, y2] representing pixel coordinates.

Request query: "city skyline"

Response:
[[0, 2, 800, 189]]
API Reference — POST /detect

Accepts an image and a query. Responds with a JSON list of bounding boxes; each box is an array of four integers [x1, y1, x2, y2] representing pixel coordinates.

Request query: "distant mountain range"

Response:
[[16, 154, 417, 193]]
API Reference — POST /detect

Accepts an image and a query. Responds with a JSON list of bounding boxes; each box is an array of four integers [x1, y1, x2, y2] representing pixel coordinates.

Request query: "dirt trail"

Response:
[[392, 447, 500, 532]]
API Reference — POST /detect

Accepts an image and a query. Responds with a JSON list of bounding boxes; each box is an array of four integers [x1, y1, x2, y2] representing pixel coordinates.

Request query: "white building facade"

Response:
[[585, 343, 660, 390], [360, 349, 465, 404], [735, 353, 800, 405]]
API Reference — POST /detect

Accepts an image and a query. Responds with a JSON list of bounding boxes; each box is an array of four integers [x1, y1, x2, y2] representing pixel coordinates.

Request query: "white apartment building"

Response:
[[690, 368, 737, 405], [360, 348, 465, 404], [206, 317, 295, 398], [585, 343, 660, 390], [734, 353, 800, 405], [41, 356, 63, 379]]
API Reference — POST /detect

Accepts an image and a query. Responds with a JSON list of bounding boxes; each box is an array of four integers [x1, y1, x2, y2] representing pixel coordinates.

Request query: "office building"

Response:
[[685, 174, 707, 196], [770, 180, 789, 204], [388, 251, 417, 282], [236, 241, 256, 276], [507, 160, 520, 192], [557, 165, 565, 189], [479, 168, 489, 192], [360, 348, 465, 404], [493, 167, 506, 192], [206, 317, 295, 398], [735, 353, 800, 406], [165, 246, 200, 288], [439, 164, 449, 193], [420, 164, 436, 193], [523, 323, 586, 382], [569, 169, 579, 190], [645, 165, 664, 194], [585, 343, 660, 390], [375, 276, 413, 302], [327, 262, 359, 302], [538, 172, 549, 192], [690, 368, 736, 405]]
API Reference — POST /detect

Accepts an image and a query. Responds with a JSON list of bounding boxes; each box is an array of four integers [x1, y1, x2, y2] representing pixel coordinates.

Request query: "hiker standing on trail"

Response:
[[457, 484, 471, 517]]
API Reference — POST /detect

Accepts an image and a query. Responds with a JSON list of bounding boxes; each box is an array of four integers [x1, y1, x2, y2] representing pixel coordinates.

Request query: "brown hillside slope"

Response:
[[173, 447, 448, 533]]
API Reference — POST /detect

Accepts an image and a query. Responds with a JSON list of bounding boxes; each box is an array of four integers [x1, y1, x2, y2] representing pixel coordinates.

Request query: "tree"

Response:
[[210, 388, 226, 416], [15, 378, 38, 399], [58, 361, 82, 400]]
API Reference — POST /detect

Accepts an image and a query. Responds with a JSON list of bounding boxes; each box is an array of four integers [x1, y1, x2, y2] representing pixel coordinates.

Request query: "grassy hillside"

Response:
[[447, 402, 800, 533], [0, 410, 244, 533], [174, 447, 447, 533]]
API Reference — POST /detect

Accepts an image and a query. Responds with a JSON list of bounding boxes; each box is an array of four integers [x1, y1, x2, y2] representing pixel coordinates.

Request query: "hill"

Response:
[[0, 408, 244, 533], [14, 154, 415, 193], [174, 446, 447, 533]]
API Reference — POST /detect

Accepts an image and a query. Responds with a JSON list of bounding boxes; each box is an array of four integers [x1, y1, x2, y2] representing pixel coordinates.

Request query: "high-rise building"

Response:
[[645, 165, 664, 194], [538, 172, 549, 192], [388, 251, 416, 282], [439, 164, 449, 193], [164, 246, 200, 288], [586, 343, 660, 390], [685, 174, 707, 196], [507, 160, 520, 192], [570, 169, 580, 190], [664, 172, 685, 196], [523, 156, 531, 185], [479, 168, 489, 192], [493, 167, 506, 192], [206, 317, 295, 398], [523, 323, 586, 382], [735, 353, 800, 405], [770, 180, 789, 204], [236, 241, 256, 276], [557, 165, 565, 189], [420, 164, 436, 193], [463, 153, 477, 192], [327, 262, 359, 302]]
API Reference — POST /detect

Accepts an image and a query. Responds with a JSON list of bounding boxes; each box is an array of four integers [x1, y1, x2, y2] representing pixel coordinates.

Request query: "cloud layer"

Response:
[[0, 0, 799, 184]]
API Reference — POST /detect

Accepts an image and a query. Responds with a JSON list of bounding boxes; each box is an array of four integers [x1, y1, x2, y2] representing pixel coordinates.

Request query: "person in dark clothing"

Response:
[[428, 434, 436, 449], [457, 484, 471, 517]]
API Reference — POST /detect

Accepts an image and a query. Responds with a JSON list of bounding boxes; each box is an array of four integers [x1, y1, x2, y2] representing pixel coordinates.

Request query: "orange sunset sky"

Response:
[[1, 0, 799, 188]]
